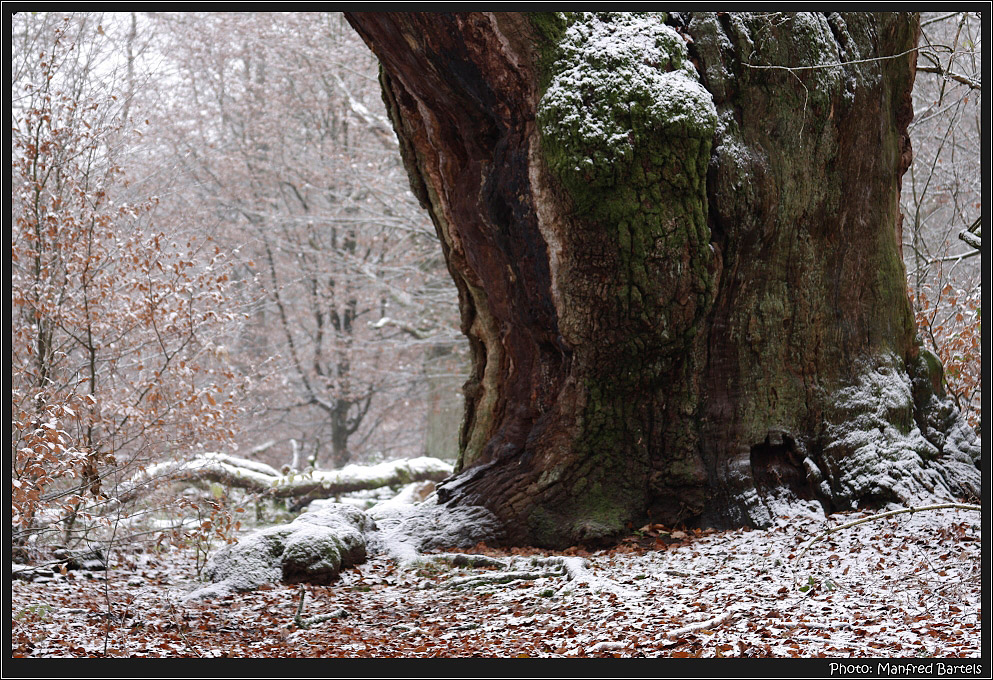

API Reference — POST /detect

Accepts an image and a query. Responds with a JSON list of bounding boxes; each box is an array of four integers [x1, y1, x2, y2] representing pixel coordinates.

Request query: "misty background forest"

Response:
[[11, 11, 982, 659]]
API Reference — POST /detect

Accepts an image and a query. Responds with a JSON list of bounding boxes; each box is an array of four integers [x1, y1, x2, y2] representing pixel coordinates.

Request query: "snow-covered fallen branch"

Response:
[[119, 453, 452, 505], [292, 584, 348, 629]]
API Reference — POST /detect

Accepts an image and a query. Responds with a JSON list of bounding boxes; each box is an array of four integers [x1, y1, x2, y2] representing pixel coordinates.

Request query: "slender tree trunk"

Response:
[[346, 12, 981, 547], [330, 401, 352, 468]]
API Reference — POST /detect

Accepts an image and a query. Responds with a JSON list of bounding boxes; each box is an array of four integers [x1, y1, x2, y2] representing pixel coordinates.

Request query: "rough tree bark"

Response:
[[345, 12, 981, 548]]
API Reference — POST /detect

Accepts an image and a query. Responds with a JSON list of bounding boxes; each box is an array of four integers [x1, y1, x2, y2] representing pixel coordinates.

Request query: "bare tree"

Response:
[[11, 13, 249, 551], [147, 12, 464, 470], [903, 11, 982, 433]]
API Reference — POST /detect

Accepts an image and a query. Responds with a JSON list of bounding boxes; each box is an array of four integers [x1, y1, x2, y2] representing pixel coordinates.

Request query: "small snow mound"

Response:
[[188, 525, 290, 600], [295, 502, 376, 533], [186, 503, 371, 600]]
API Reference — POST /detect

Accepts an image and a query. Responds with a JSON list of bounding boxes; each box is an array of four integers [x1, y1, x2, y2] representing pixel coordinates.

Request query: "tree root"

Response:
[[665, 608, 738, 638], [291, 584, 348, 629], [445, 570, 564, 589], [416, 552, 635, 596], [420, 552, 508, 570]]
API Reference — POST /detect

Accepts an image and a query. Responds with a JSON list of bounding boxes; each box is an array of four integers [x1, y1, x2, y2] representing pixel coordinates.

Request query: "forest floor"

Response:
[[11, 505, 982, 659]]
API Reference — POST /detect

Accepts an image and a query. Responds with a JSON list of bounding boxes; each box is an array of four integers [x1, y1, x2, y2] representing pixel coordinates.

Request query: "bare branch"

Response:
[[795, 503, 982, 564], [958, 229, 981, 251], [916, 65, 981, 90]]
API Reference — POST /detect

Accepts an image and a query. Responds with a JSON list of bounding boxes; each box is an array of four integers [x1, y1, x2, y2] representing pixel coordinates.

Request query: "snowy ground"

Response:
[[11, 505, 981, 658]]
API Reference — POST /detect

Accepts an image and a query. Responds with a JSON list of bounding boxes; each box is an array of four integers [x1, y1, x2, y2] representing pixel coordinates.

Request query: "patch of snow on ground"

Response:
[[12, 504, 981, 657]]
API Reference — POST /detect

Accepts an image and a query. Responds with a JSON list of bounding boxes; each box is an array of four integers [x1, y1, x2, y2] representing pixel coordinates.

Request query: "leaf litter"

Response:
[[11, 505, 981, 658]]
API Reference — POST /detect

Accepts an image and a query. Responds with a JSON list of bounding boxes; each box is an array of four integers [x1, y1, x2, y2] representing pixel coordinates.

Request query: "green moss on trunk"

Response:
[[523, 13, 721, 540]]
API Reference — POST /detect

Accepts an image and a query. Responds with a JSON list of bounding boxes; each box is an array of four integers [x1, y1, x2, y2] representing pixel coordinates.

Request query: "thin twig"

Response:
[[666, 608, 737, 638], [741, 46, 920, 73], [794, 503, 981, 564]]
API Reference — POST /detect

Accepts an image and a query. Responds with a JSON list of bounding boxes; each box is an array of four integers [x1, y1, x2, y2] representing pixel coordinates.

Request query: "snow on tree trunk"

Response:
[[345, 11, 980, 548]]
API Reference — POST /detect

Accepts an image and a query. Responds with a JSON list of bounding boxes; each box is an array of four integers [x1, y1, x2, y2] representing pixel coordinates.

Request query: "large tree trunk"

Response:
[[345, 12, 980, 548]]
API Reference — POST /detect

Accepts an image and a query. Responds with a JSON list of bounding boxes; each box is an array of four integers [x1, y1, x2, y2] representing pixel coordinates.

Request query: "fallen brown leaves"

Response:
[[10, 508, 982, 658]]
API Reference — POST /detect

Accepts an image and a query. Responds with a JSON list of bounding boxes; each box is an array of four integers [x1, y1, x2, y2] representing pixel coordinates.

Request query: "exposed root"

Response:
[[415, 552, 635, 596], [291, 585, 348, 629], [420, 552, 508, 570], [445, 570, 564, 589], [665, 608, 738, 638], [534, 555, 634, 597]]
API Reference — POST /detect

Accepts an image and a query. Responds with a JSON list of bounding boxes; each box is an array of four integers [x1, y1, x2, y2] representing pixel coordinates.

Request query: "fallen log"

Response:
[[118, 453, 453, 506]]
